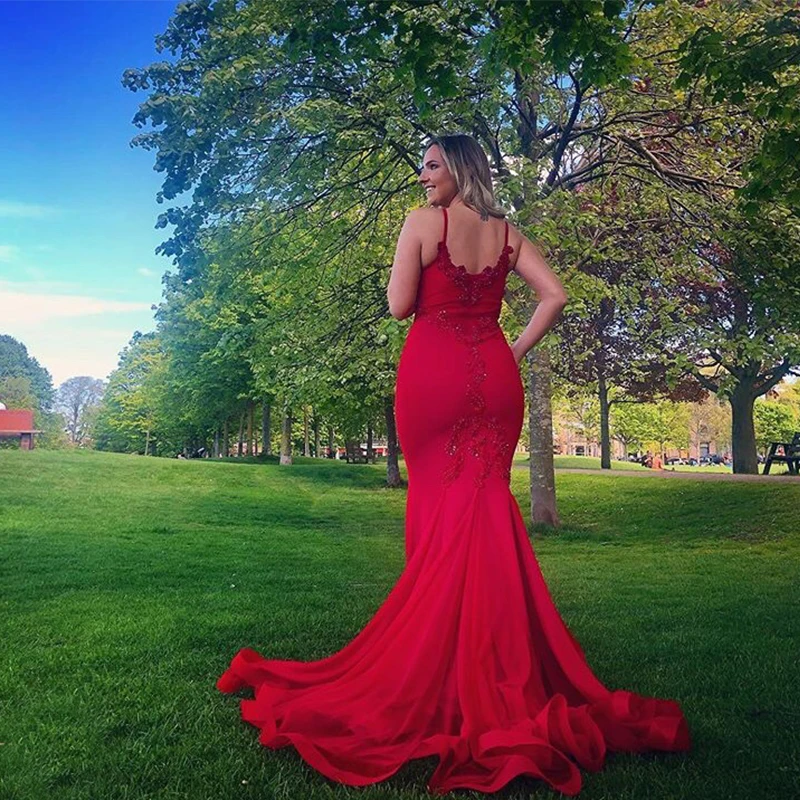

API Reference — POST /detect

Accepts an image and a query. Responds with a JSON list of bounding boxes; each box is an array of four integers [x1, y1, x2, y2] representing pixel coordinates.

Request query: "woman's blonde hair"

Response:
[[425, 133, 506, 221]]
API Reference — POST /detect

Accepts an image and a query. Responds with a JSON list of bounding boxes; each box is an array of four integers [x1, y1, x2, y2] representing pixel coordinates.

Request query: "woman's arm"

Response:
[[508, 232, 568, 365], [387, 210, 426, 320]]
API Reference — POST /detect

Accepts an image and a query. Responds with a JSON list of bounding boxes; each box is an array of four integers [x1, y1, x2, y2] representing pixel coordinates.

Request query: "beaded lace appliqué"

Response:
[[417, 239, 513, 488], [437, 242, 514, 306]]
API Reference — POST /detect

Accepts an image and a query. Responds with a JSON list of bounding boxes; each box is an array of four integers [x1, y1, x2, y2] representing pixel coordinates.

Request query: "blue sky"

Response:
[[0, 0, 180, 385]]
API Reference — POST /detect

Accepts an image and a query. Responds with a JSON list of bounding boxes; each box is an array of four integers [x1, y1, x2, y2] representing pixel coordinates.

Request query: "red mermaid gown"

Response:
[[217, 208, 690, 795]]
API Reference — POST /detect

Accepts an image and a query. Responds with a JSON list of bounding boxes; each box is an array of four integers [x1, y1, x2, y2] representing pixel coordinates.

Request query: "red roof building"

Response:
[[0, 409, 40, 450]]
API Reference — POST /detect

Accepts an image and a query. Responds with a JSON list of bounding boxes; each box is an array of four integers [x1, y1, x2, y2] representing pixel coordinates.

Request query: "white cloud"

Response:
[[1, 283, 157, 383], [0, 200, 58, 218], [0, 245, 20, 262], [16, 325, 149, 385], [0, 278, 81, 294], [137, 267, 155, 277], [0, 281, 151, 325]]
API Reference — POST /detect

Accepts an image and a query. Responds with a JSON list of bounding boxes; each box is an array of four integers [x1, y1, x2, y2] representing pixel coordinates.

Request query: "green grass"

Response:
[[1, 449, 798, 800], [537, 454, 791, 475], [552, 455, 650, 471]]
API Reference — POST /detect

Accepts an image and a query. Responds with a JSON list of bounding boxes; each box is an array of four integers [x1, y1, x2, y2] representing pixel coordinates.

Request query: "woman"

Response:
[[217, 134, 690, 795]]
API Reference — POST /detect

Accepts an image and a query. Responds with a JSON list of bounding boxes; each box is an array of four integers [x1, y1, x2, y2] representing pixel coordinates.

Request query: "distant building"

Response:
[[0, 409, 40, 450]]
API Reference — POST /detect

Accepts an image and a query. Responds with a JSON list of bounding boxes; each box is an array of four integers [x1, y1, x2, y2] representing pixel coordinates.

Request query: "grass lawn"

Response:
[[543, 454, 792, 475], [0, 449, 798, 800], [552, 455, 650, 471]]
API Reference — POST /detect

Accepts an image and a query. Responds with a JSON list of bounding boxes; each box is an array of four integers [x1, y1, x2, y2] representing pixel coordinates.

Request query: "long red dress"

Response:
[[217, 208, 690, 795]]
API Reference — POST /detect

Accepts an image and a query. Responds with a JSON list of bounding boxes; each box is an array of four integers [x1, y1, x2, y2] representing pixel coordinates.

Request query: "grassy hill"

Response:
[[0, 449, 797, 799]]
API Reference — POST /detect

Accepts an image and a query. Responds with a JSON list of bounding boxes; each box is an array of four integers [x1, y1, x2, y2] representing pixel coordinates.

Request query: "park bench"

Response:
[[763, 432, 800, 475], [344, 439, 374, 464]]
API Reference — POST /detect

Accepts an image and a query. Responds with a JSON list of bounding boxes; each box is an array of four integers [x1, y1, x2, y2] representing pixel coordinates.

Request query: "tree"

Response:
[[94, 332, 170, 455], [609, 400, 690, 458], [0, 341, 66, 448], [754, 399, 799, 457], [552, 179, 707, 468], [152, 235, 259, 458], [610, 401, 655, 454], [121, 0, 689, 525], [773, 378, 800, 416], [56, 377, 105, 445], [122, 0, 796, 509], [0, 335, 54, 410], [667, 207, 800, 473], [676, 0, 800, 212], [0, 375, 38, 411], [662, 3, 800, 473], [643, 401, 691, 457], [553, 391, 601, 449]]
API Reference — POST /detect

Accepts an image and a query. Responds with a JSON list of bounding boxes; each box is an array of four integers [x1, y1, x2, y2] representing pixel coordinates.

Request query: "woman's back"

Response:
[[419, 205, 517, 275], [412, 206, 513, 317]]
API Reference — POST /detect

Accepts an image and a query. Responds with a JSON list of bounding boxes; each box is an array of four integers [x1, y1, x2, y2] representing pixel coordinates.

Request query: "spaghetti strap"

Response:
[[441, 207, 448, 245], [503, 219, 509, 249]]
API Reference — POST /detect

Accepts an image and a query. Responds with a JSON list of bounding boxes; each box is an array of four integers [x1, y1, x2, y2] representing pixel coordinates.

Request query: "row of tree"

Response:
[[90, 0, 800, 523], [91, 343, 800, 463], [4, 327, 795, 462], [555, 386, 800, 459]]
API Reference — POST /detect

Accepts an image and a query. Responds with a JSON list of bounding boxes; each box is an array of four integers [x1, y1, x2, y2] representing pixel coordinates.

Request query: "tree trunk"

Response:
[[303, 405, 311, 456], [223, 419, 229, 458], [262, 402, 271, 456], [730, 384, 759, 474], [366, 422, 374, 461], [144, 427, 150, 457], [384, 395, 403, 488], [213, 428, 220, 458], [598, 374, 611, 470], [528, 347, 560, 527], [327, 424, 336, 458], [280, 407, 293, 465], [237, 412, 245, 457], [313, 414, 321, 458]]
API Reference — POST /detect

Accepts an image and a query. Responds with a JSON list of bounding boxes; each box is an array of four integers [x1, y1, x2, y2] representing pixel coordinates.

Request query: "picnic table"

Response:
[[344, 440, 375, 464], [763, 432, 800, 475]]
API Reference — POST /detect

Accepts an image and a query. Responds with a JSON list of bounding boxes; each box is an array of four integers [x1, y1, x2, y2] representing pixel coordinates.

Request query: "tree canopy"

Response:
[[101, 0, 800, 504], [0, 334, 54, 411]]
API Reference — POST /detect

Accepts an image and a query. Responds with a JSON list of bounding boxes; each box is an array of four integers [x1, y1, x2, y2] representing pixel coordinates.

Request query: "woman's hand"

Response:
[[507, 228, 568, 355]]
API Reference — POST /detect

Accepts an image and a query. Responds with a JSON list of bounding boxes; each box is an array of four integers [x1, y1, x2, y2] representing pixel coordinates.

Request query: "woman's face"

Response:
[[419, 145, 457, 207]]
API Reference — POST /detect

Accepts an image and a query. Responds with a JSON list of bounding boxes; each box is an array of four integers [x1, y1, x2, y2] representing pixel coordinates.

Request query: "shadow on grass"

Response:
[[212, 454, 398, 491]]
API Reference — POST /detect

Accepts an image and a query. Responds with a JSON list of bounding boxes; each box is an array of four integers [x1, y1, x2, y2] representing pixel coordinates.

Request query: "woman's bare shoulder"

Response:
[[404, 205, 442, 227], [502, 220, 522, 263], [504, 221, 548, 272]]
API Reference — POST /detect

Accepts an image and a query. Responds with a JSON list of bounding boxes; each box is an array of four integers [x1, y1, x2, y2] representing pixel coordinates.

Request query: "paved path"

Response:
[[512, 465, 799, 483]]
